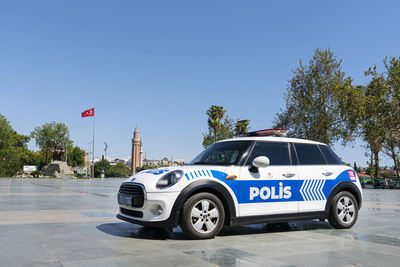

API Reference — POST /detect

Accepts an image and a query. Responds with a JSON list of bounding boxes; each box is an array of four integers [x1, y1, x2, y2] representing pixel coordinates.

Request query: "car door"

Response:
[[294, 143, 342, 212], [238, 141, 299, 217]]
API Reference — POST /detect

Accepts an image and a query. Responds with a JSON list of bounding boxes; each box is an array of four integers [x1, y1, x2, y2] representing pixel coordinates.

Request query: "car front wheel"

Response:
[[180, 192, 225, 239], [328, 191, 358, 229]]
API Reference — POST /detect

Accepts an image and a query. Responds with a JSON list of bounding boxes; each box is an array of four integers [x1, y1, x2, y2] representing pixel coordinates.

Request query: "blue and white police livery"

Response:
[[117, 129, 363, 239]]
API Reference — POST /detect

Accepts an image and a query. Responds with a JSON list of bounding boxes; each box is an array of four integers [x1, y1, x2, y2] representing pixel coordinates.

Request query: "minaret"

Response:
[[131, 126, 141, 174], [140, 140, 143, 167]]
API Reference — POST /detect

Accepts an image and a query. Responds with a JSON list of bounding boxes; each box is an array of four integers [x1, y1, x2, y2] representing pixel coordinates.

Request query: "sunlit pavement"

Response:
[[0, 178, 399, 267]]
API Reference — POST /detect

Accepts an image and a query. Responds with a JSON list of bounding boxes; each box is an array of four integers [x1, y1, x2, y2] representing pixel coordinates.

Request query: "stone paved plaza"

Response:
[[0, 178, 399, 267]]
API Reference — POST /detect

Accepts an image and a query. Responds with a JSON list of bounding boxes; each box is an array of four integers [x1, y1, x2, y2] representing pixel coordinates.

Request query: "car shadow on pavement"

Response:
[[97, 220, 334, 240], [96, 222, 190, 240], [219, 220, 334, 237]]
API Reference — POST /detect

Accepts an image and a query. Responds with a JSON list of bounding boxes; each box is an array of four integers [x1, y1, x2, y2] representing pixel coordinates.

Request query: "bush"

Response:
[[74, 172, 86, 179], [30, 170, 41, 178], [136, 165, 154, 172], [94, 160, 131, 178]]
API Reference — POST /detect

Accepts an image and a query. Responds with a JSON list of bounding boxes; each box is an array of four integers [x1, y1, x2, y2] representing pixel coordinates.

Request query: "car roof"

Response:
[[218, 136, 327, 146]]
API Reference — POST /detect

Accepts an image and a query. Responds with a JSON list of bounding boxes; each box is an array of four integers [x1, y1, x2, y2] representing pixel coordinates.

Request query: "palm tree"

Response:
[[235, 120, 250, 135], [206, 105, 226, 142]]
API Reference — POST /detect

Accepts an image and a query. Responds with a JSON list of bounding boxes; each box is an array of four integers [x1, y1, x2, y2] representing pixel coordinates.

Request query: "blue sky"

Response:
[[1, 0, 399, 166]]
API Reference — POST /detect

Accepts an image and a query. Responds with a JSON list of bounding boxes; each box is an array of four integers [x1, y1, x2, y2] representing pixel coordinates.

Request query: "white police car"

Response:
[[117, 129, 362, 239]]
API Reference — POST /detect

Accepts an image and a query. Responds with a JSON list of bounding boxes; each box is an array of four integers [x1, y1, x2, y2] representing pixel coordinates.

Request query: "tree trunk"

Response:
[[397, 160, 400, 179], [370, 147, 374, 177], [387, 143, 400, 179], [392, 152, 400, 179], [374, 151, 380, 178]]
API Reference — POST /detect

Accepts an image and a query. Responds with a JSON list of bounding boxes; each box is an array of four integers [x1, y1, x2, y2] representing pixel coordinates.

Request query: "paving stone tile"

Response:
[[1, 178, 400, 266]]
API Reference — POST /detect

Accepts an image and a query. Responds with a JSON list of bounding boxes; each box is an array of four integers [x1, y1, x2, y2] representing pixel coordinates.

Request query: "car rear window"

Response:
[[319, 145, 343, 165], [294, 143, 326, 165]]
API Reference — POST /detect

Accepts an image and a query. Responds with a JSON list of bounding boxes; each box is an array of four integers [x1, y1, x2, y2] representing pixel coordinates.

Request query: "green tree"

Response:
[[202, 106, 248, 148], [0, 114, 37, 176], [274, 48, 360, 146], [360, 66, 390, 178], [94, 158, 110, 177], [0, 114, 29, 150], [30, 122, 71, 163], [94, 159, 130, 178], [207, 105, 226, 143], [353, 162, 358, 173], [67, 146, 85, 167], [136, 164, 153, 172], [234, 120, 250, 135], [219, 116, 235, 139], [382, 57, 400, 178], [109, 162, 131, 178], [18, 149, 46, 170], [0, 150, 20, 177]]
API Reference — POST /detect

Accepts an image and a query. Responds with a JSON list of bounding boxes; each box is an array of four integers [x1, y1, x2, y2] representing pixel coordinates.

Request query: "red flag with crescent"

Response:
[[81, 108, 94, 117]]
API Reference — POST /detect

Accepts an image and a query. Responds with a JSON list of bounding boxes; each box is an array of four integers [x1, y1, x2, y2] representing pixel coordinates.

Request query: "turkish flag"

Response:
[[81, 108, 94, 117]]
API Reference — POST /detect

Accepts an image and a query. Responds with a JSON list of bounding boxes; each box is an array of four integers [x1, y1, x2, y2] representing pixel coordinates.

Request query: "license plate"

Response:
[[118, 194, 132, 206]]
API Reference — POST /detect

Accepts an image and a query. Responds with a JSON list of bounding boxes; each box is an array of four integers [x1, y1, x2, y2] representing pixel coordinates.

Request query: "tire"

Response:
[[180, 192, 225, 239], [328, 191, 358, 229]]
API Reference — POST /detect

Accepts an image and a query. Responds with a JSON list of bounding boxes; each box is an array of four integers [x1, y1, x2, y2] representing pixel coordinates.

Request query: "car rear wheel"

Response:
[[328, 191, 358, 229], [180, 192, 225, 239]]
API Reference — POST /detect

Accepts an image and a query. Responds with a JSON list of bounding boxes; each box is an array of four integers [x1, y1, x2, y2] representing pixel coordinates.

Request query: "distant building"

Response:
[[160, 157, 169, 166], [142, 158, 185, 168], [142, 159, 159, 166], [84, 151, 90, 172], [357, 173, 371, 178], [109, 158, 129, 166], [174, 159, 186, 165], [131, 126, 143, 174]]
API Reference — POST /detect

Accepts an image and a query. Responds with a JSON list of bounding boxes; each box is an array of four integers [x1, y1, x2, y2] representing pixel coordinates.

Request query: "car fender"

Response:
[[325, 181, 362, 214], [169, 179, 237, 227]]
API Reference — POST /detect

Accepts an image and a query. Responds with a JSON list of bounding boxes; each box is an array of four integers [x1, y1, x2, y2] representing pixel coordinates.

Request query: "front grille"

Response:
[[119, 183, 144, 208], [119, 183, 144, 195], [120, 208, 143, 218]]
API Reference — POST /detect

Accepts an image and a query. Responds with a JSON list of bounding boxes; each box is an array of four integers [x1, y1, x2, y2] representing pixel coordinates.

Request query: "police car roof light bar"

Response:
[[239, 128, 289, 137]]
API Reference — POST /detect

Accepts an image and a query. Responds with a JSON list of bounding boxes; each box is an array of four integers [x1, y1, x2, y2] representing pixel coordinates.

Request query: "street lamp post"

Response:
[[104, 142, 108, 161]]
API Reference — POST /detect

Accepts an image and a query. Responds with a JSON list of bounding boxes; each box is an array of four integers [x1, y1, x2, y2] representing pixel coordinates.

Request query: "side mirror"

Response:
[[249, 156, 270, 173]]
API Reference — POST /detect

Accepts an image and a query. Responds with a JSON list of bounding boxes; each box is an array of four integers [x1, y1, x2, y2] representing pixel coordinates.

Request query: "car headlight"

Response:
[[156, 170, 184, 189]]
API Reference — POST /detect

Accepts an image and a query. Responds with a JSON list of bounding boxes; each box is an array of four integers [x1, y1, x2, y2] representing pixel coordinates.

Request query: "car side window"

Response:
[[319, 145, 343, 165], [294, 143, 326, 165], [247, 142, 291, 166]]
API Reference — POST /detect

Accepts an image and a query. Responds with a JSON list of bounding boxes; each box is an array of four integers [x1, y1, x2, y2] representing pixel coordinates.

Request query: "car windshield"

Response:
[[189, 141, 251, 166]]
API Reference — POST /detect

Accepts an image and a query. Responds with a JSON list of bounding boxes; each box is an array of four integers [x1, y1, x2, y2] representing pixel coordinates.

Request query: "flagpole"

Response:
[[92, 113, 95, 178]]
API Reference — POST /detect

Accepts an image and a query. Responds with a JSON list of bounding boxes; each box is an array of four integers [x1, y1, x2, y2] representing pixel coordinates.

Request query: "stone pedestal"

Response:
[[41, 161, 73, 177]]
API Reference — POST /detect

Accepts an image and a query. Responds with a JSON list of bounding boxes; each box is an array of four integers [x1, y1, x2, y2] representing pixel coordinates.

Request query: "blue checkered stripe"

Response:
[[185, 170, 213, 180], [300, 179, 326, 201]]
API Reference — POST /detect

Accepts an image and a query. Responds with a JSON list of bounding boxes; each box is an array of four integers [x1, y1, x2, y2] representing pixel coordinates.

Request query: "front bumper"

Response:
[[117, 183, 181, 228]]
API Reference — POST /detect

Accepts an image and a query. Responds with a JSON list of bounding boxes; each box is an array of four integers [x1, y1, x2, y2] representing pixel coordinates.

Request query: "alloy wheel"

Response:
[[337, 196, 355, 224], [190, 199, 220, 234]]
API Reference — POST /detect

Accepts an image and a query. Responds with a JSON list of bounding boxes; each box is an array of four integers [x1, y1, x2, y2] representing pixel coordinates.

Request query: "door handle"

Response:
[[322, 172, 333, 176], [282, 173, 296, 178]]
